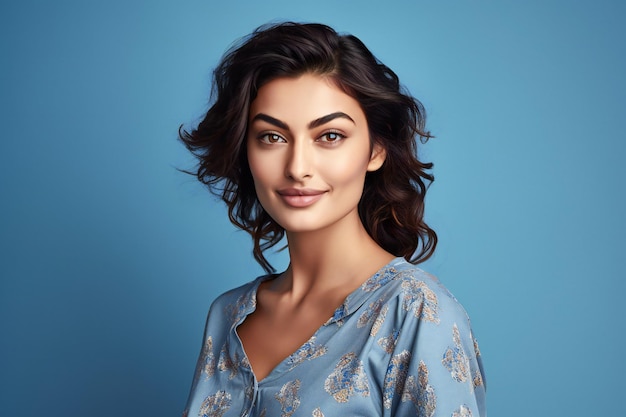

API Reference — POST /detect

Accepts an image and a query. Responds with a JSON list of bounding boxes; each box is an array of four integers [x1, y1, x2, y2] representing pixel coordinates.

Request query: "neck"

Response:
[[279, 212, 394, 298]]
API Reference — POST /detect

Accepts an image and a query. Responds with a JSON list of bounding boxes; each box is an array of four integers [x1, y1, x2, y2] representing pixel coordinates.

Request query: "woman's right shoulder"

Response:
[[206, 274, 273, 319]]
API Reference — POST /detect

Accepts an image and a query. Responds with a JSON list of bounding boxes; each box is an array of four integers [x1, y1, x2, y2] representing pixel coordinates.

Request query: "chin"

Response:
[[276, 219, 325, 234]]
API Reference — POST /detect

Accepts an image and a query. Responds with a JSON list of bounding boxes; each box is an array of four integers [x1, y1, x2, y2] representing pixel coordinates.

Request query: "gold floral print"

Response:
[[326, 303, 349, 327], [225, 292, 255, 326], [377, 329, 400, 353], [184, 260, 485, 417], [471, 333, 484, 388], [361, 267, 398, 292], [357, 299, 384, 328], [275, 379, 301, 417], [400, 279, 440, 324], [383, 350, 411, 409], [402, 360, 436, 417], [240, 355, 251, 370], [442, 324, 470, 383], [312, 407, 325, 417], [452, 404, 473, 417], [472, 333, 481, 357], [218, 343, 239, 380], [473, 369, 484, 388], [203, 336, 216, 379], [244, 383, 254, 402], [286, 337, 328, 370], [370, 304, 389, 337], [324, 352, 370, 403], [199, 390, 231, 417]]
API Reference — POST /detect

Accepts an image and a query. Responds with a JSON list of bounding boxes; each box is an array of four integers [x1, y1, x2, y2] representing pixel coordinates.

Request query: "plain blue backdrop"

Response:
[[1, 1, 624, 416]]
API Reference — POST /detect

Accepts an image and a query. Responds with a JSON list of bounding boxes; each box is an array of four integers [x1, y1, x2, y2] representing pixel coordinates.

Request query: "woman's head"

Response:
[[246, 73, 387, 241], [180, 22, 437, 272]]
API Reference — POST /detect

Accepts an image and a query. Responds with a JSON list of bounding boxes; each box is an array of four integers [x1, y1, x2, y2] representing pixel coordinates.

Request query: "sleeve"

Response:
[[181, 281, 258, 417], [181, 288, 239, 417], [181, 299, 220, 417], [382, 282, 486, 417]]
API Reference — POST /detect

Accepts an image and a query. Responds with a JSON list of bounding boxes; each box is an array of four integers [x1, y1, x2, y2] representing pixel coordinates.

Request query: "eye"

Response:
[[318, 131, 346, 143], [258, 133, 286, 144]]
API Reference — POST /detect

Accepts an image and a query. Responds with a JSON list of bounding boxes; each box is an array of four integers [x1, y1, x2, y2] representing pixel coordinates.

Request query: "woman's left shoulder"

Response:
[[381, 259, 473, 322], [364, 259, 487, 415]]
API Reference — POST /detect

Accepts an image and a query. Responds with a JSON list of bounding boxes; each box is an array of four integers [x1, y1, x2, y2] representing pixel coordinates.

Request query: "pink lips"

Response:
[[277, 188, 326, 208]]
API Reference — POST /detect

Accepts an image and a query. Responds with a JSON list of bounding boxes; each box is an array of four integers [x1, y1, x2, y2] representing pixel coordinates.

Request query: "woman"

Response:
[[180, 22, 485, 417]]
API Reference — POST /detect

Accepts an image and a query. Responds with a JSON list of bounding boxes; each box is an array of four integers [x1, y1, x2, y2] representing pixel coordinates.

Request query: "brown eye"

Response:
[[318, 131, 346, 143], [259, 133, 286, 144]]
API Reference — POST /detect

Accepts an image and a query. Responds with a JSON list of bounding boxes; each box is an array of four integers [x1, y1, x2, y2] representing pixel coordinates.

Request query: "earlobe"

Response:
[[367, 144, 386, 172]]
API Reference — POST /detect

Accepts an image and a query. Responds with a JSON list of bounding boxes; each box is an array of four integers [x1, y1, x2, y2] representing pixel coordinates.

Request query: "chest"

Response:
[[236, 303, 337, 381], [200, 321, 386, 417]]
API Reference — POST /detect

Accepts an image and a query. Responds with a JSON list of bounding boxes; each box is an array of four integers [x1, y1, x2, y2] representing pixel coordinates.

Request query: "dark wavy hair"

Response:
[[180, 22, 437, 272]]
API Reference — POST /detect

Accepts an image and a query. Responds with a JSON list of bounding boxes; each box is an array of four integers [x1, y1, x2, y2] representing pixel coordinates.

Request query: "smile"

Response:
[[277, 188, 327, 208]]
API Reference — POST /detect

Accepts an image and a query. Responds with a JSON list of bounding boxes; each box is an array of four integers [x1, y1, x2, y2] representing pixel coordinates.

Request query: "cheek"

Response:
[[248, 152, 282, 200], [247, 149, 270, 182], [324, 154, 370, 185]]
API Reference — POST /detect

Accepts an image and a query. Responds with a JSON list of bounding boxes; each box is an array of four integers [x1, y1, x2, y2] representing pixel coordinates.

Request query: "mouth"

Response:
[[277, 188, 327, 208]]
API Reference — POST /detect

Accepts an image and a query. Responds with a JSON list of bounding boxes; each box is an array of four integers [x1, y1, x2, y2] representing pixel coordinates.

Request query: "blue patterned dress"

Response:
[[183, 258, 486, 417]]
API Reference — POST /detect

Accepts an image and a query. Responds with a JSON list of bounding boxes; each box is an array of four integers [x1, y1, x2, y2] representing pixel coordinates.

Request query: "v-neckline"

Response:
[[234, 257, 406, 383]]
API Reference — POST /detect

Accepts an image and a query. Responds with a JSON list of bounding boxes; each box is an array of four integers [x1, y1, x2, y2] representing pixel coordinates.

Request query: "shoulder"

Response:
[[372, 259, 472, 326], [375, 262, 487, 415], [206, 274, 272, 324], [209, 277, 259, 308]]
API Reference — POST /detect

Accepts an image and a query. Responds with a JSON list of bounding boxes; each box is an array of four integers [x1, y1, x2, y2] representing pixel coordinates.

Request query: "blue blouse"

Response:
[[183, 258, 486, 417]]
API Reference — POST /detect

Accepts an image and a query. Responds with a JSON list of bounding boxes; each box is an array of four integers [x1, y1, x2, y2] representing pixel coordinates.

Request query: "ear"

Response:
[[367, 143, 386, 172]]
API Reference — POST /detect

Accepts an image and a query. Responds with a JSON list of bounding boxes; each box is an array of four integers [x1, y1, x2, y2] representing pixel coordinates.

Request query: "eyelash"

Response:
[[317, 130, 346, 144], [257, 130, 347, 145], [258, 132, 286, 144]]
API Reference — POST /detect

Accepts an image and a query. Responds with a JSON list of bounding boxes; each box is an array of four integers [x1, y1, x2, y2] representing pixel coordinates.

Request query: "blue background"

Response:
[[1, 1, 624, 416]]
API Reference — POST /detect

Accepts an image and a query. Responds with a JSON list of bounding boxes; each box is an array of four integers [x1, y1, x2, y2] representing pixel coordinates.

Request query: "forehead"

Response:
[[249, 74, 365, 124]]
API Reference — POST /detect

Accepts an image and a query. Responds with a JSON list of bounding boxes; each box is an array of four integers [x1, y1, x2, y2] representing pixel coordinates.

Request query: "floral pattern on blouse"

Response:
[[452, 404, 474, 417], [275, 379, 301, 417], [217, 343, 239, 380], [356, 298, 384, 328], [377, 328, 400, 353], [442, 324, 470, 383], [383, 350, 411, 408], [400, 278, 440, 323], [311, 408, 324, 417], [183, 258, 486, 416], [324, 352, 370, 403], [202, 336, 216, 379], [401, 360, 437, 416], [199, 391, 231, 417], [370, 303, 389, 337], [285, 337, 327, 371]]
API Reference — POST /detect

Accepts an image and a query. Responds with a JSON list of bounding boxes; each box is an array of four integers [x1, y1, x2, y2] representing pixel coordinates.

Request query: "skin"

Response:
[[238, 73, 395, 381]]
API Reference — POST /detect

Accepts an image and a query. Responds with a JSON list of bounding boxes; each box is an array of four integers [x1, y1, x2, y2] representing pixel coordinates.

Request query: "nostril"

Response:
[[284, 146, 313, 180]]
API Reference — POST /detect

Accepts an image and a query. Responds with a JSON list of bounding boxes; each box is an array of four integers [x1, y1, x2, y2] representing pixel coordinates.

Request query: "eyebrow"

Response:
[[250, 112, 355, 130], [250, 113, 289, 130], [308, 112, 355, 129]]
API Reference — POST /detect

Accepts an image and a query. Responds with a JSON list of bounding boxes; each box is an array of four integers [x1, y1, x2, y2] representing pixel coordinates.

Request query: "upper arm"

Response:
[[381, 283, 486, 416]]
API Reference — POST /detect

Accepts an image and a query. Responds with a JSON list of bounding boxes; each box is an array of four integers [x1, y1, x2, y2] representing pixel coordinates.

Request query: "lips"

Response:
[[277, 188, 326, 208]]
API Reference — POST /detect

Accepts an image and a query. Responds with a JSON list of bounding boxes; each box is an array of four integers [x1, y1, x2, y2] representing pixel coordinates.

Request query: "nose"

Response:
[[284, 139, 313, 181]]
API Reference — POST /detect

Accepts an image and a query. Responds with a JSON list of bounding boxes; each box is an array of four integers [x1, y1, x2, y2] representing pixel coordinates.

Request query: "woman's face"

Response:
[[246, 73, 385, 234]]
